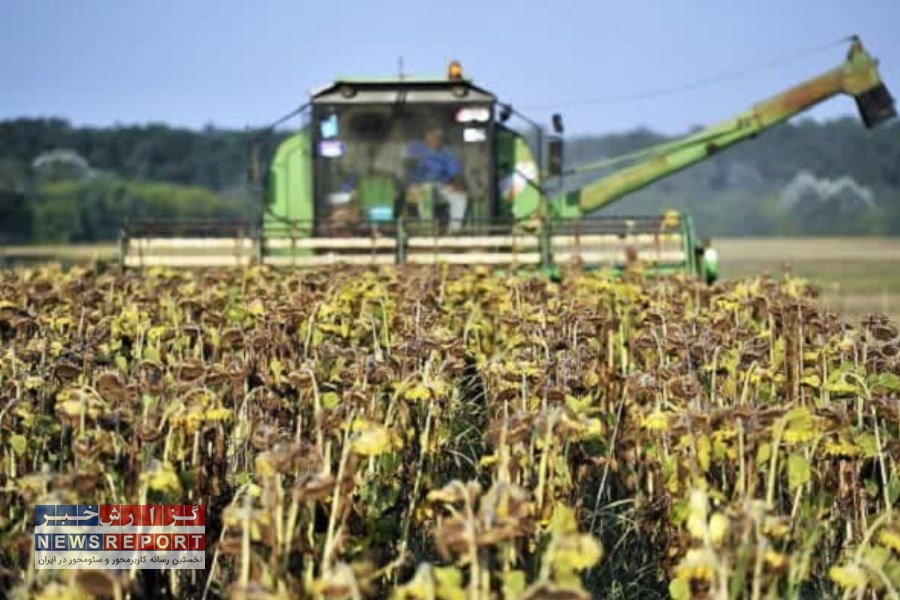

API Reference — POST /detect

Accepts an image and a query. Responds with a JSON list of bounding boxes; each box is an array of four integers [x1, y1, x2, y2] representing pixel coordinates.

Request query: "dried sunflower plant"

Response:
[[0, 262, 899, 599]]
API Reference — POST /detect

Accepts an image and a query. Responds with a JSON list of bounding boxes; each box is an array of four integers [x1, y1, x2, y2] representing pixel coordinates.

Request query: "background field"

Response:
[[2, 237, 899, 322], [717, 237, 900, 322]]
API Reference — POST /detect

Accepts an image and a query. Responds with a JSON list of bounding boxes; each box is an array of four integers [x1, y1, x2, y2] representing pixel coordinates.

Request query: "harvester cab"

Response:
[[303, 67, 497, 238], [260, 63, 556, 269], [120, 37, 895, 279]]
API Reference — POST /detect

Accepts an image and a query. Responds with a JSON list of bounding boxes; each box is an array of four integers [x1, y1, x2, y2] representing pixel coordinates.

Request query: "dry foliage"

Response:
[[1, 263, 899, 599]]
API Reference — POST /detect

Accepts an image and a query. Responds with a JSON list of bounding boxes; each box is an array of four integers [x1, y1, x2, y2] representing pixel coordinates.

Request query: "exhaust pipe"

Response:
[[856, 82, 897, 128]]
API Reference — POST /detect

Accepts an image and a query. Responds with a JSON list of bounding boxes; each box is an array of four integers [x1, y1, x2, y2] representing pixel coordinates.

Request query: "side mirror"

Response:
[[547, 137, 564, 177], [551, 113, 564, 134]]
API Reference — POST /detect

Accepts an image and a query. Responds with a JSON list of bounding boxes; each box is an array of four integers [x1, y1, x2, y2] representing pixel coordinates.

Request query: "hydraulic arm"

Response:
[[568, 36, 895, 215]]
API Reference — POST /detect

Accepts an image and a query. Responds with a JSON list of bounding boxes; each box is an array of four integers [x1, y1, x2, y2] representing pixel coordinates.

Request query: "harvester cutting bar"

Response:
[[261, 220, 544, 267], [403, 222, 541, 265], [549, 215, 689, 267], [407, 253, 541, 265], [120, 216, 693, 271], [551, 215, 678, 234], [551, 234, 685, 265], [266, 237, 396, 250], [265, 254, 396, 267], [262, 221, 397, 267], [406, 236, 534, 248]]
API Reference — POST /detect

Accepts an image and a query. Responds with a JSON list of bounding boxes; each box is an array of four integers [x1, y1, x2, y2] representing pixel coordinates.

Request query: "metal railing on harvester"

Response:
[[119, 215, 692, 271]]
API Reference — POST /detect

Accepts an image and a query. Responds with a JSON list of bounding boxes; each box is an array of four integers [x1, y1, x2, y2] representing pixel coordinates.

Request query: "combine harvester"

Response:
[[120, 36, 895, 280]]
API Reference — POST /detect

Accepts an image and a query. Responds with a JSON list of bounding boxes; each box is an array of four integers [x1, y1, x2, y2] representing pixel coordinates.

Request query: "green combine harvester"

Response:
[[120, 36, 895, 280]]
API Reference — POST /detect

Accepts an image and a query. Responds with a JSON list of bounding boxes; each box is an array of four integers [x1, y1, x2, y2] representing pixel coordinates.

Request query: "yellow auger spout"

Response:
[[575, 36, 895, 215]]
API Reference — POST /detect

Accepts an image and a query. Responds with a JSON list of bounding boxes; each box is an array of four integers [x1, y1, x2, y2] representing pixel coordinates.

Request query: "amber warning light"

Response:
[[448, 60, 463, 80]]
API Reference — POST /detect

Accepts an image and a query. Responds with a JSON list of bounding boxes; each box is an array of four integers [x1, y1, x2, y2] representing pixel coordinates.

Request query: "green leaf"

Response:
[[870, 372, 900, 393], [225, 307, 245, 324], [143, 346, 160, 362], [350, 422, 396, 456], [829, 563, 867, 589], [142, 461, 182, 494], [552, 453, 573, 488], [800, 373, 821, 388], [696, 434, 711, 473], [854, 432, 879, 459], [321, 391, 340, 409], [712, 437, 728, 461], [564, 393, 593, 415], [391, 564, 434, 600], [889, 477, 900, 506], [669, 576, 691, 600], [670, 497, 689, 528], [10, 434, 27, 456], [232, 471, 252, 487], [865, 480, 879, 498], [825, 369, 861, 396], [547, 504, 579, 534], [787, 453, 811, 490], [433, 566, 465, 600], [862, 545, 890, 571], [756, 442, 771, 467], [772, 337, 786, 368], [501, 570, 526, 600], [551, 533, 603, 573]]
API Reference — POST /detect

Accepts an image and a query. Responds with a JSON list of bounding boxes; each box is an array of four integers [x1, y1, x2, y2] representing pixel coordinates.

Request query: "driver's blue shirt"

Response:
[[406, 142, 461, 184]]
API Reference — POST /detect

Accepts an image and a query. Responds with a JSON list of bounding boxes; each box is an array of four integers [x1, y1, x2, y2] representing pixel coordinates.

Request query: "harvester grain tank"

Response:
[[120, 37, 895, 279]]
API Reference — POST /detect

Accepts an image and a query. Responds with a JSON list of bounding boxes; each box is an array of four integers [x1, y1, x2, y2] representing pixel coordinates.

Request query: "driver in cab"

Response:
[[403, 122, 467, 232]]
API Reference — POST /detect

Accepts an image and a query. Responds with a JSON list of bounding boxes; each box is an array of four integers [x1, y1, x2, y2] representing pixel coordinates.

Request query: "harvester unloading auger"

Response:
[[120, 36, 895, 280]]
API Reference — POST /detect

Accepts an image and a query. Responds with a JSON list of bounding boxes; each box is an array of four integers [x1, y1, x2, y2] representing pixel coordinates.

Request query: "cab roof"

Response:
[[310, 77, 496, 105]]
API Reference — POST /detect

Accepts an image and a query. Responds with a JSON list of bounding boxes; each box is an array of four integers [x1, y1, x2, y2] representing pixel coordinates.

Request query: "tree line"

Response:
[[0, 116, 898, 243], [0, 118, 279, 243]]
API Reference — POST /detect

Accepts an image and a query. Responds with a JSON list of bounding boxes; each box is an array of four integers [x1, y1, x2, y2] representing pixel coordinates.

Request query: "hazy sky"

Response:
[[2, 1, 898, 135]]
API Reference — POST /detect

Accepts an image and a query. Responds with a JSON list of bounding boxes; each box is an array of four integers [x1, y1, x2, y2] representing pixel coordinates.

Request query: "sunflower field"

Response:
[[1, 263, 900, 599]]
